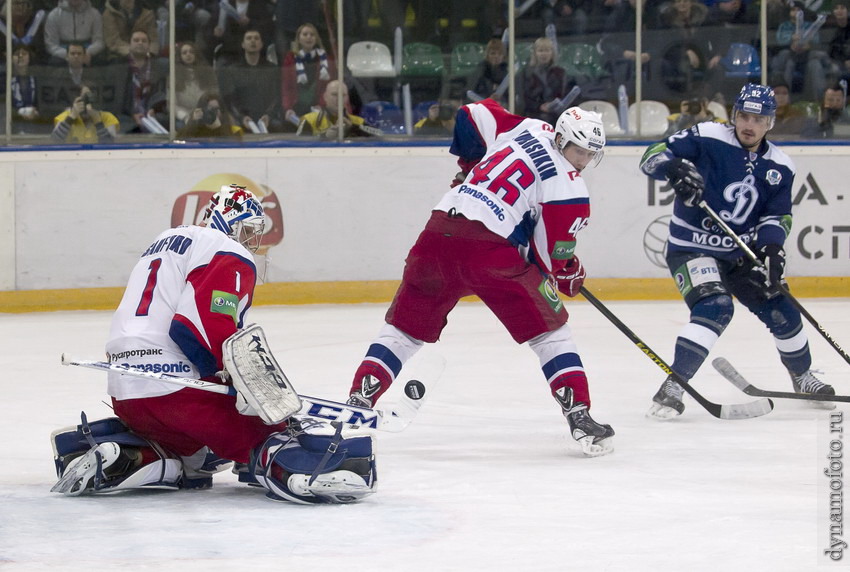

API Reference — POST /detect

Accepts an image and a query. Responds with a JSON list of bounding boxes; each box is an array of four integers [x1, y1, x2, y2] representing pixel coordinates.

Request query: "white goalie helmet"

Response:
[[554, 106, 606, 166], [202, 184, 266, 253]]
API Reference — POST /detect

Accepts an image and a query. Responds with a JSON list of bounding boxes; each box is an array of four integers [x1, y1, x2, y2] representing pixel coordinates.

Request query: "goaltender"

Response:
[[50, 185, 376, 504]]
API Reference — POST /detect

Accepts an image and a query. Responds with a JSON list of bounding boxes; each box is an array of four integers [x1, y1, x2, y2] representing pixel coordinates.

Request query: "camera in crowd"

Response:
[[438, 104, 455, 122], [202, 106, 220, 125], [685, 98, 703, 115]]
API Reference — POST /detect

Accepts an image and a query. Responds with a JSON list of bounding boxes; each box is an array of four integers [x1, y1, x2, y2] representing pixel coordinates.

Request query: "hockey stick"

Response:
[[579, 287, 774, 420], [713, 357, 850, 402], [699, 200, 850, 366], [60, 354, 435, 433]]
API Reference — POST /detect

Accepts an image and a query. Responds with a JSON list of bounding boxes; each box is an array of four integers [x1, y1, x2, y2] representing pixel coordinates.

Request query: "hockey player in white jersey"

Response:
[[639, 83, 834, 419], [347, 99, 615, 456], [51, 185, 377, 503]]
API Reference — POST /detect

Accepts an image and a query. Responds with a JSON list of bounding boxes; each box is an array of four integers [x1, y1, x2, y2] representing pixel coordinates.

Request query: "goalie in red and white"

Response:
[[347, 99, 615, 456], [51, 185, 376, 504]]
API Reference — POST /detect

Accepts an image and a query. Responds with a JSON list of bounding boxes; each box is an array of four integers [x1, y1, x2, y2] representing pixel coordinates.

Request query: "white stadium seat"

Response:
[[347, 41, 396, 78], [628, 101, 671, 137], [580, 100, 625, 136]]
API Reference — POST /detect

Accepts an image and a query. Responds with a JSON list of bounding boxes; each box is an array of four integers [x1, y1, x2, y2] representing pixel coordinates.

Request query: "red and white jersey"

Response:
[[437, 99, 590, 275], [106, 225, 257, 400]]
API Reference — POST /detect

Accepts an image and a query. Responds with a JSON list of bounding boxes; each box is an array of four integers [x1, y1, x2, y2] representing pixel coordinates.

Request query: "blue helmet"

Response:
[[732, 83, 777, 128]]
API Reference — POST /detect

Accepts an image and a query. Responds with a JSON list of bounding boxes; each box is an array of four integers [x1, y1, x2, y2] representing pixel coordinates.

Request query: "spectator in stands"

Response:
[[771, 2, 831, 102], [208, 0, 274, 66], [548, 0, 593, 36], [770, 80, 809, 136], [657, 0, 718, 97], [280, 22, 334, 126], [706, 0, 756, 26], [1, 0, 47, 63], [10, 44, 43, 133], [51, 83, 119, 142], [272, 0, 324, 62], [102, 0, 159, 61], [175, 41, 218, 126], [467, 38, 508, 106], [120, 28, 167, 133], [177, 91, 243, 140], [413, 100, 457, 136], [665, 96, 725, 134], [520, 36, 572, 125], [598, 0, 652, 85], [55, 41, 91, 89], [219, 29, 282, 133], [175, 0, 213, 56], [296, 79, 376, 138], [802, 82, 850, 137], [44, 0, 104, 66], [827, 1, 850, 83]]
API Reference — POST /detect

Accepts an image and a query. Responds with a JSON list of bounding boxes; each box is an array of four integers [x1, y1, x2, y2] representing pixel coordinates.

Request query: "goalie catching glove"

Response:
[[555, 256, 586, 297], [665, 157, 704, 207]]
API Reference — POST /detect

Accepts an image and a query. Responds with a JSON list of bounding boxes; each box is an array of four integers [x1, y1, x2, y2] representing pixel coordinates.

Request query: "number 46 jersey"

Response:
[[105, 225, 257, 400], [435, 99, 590, 275]]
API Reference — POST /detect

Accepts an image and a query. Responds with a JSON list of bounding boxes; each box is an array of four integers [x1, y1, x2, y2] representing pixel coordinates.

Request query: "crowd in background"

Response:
[[3, 0, 850, 142]]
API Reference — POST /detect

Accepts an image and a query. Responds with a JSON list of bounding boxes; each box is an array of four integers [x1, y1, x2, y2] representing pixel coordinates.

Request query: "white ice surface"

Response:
[[2, 298, 849, 571]]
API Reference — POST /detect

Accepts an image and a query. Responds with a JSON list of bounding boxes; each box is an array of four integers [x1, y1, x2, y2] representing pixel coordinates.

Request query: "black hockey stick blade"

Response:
[[713, 357, 850, 402], [579, 287, 773, 420]]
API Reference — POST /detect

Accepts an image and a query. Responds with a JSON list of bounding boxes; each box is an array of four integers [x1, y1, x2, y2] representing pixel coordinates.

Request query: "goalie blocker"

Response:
[[223, 324, 302, 425]]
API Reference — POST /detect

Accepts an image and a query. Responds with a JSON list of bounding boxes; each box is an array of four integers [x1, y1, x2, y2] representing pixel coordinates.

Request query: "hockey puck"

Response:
[[404, 379, 426, 400]]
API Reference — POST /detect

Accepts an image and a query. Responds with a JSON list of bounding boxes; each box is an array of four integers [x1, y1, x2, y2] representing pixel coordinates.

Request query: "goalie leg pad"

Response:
[[50, 412, 181, 495], [251, 421, 377, 504]]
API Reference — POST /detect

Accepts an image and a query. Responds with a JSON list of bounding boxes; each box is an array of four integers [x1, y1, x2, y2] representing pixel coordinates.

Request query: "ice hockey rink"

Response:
[[2, 296, 848, 571]]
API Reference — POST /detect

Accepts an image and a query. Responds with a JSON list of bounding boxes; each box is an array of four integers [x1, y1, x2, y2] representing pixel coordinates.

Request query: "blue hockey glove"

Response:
[[665, 158, 704, 207]]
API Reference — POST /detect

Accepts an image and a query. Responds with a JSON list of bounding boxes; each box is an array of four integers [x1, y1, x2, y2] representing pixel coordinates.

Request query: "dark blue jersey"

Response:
[[639, 122, 795, 261]]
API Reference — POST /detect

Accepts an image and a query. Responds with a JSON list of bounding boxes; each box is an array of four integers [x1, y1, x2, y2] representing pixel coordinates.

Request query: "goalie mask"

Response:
[[554, 107, 605, 167], [202, 184, 266, 253]]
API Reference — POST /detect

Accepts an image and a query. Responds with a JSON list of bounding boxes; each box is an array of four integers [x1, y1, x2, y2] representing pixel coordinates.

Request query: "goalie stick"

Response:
[[60, 354, 442, 433], [699, 200, 850, 367], [579, 286, 774, 420], [712, 357, 850, 403]]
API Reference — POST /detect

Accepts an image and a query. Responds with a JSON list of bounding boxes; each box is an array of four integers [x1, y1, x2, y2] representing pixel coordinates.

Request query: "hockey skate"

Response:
[[347, 373, 382, 408], [555, 387, 614, 456], [791, 370, 836, 410], [565, 406, 615, 456], [647, 375, 685, 420]]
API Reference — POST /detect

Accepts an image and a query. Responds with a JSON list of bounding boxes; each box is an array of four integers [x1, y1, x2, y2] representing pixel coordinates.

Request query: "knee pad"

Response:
[[252, 418, 377, 504], [50, 412, 181, 496], [690, 293, 734, 334]]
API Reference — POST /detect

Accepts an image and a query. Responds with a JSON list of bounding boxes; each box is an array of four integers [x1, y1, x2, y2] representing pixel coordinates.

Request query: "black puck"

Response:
[[404, 379, 426, 400]]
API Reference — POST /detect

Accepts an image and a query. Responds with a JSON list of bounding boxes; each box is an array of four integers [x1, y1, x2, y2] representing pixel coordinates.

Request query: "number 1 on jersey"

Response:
[[135, 258, 162, 316]]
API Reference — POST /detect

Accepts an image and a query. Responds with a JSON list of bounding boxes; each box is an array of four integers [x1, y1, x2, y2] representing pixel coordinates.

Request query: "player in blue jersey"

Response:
[[638, 83, 834, 419]]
